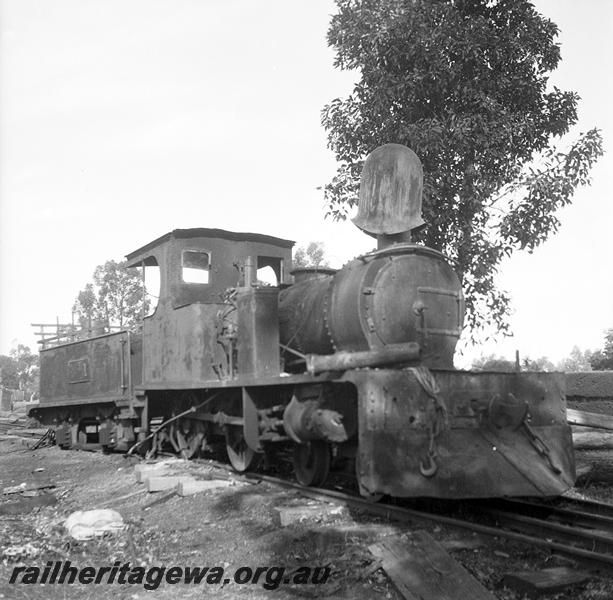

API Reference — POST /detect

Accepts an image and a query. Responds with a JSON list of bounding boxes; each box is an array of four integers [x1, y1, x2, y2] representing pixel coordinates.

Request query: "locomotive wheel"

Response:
[[225, 426, 260, 472], [292, 441, 330, 487]]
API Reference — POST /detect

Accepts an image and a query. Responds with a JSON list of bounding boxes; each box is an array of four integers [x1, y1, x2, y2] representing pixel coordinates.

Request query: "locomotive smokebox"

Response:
[[279, 244, 464, 369]]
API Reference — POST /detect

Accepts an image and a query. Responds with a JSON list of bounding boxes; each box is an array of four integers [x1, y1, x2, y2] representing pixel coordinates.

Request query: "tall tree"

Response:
[[590, 329, 613, 371], [322, 0, 603, 336], [74, 261, 148, 331], [73, 283, 103, 328]]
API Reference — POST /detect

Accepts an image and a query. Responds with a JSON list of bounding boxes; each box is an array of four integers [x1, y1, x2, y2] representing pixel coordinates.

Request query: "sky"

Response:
[[0, 0, 611, 368]]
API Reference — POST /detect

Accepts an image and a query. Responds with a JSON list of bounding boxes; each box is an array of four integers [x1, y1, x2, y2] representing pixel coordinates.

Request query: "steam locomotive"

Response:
[[30, 144, 575, 499]]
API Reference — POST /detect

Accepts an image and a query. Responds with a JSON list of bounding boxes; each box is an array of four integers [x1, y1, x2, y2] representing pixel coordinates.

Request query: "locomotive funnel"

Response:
[[353, 143, 425, 240]]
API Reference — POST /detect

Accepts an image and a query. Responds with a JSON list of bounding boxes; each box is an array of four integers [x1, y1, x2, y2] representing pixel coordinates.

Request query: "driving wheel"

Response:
[[225, 425, 260, 472], [292, 440, 330, 487]]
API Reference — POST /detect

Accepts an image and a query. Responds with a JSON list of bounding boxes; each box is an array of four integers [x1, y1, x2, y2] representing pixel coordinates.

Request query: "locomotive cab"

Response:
[[124, 228, 294, 387]]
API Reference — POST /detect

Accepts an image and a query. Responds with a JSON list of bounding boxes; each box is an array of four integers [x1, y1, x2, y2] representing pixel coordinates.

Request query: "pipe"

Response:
[[305, 342, 420, 375], [244, 256, 255, 286]]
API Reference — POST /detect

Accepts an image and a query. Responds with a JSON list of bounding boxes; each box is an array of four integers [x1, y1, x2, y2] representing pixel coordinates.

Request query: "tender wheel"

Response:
[[356, 454, 383, 502], [293, 441, 330, 487], [225, 426, 260, 472]]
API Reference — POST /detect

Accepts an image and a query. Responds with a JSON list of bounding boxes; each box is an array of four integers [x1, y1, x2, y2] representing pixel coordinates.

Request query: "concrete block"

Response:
[[441, 537, 487, 552], [133, 462, 161, 474], [134, 463, 169, 483], [501, 567, 590, 598], [146, 476, 194, 493], [275, 504, 341, 526], [176, 479, 233, 496]]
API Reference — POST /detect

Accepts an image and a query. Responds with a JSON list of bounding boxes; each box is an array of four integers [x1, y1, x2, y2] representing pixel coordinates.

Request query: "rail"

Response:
[[183, 460, 613, 572], [242, 473, 613, 570]]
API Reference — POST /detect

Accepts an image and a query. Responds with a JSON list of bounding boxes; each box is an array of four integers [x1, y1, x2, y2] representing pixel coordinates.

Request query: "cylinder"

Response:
[[283, 396, 348, 443]]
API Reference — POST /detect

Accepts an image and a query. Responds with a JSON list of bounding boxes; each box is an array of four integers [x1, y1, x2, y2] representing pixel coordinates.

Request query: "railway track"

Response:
[[557, 495, 613, 518], [192, 460, 613, 572], [0, 420, 26, 434], [0, 420, 53, 451], [459, 497, 613, 559]]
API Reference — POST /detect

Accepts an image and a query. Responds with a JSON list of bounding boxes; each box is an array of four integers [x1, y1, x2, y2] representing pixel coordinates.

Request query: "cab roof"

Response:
[[125, 228, 294, 266]]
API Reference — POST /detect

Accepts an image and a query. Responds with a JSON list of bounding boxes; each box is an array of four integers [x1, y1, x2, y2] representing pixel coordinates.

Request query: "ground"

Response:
[[1, 436, 612, 600]]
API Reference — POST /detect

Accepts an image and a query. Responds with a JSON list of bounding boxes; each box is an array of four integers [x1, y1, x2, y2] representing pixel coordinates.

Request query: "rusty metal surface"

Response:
[[236, 287, 280, 378], [170, 237, 290, 308], [353, 144, 425, 235], [282, 383, 357, 444], [125, 228, 294, 263], [278, 276, 335, 355], [133, 370, 341, 390], [241, 388, 261, 451], [125, 229, 293, 308], [127, 229, 294, 387], [279, 244, 464, 369], [356, 248, 463, 363], [305, 343, 420, 374], [143, 302, 224, 386], [350, 369, 575, 498], [141, 291, 286, 387], [290, 267, 337, 284], [38, 331, 132, 405], [283, 396, 347, 443]]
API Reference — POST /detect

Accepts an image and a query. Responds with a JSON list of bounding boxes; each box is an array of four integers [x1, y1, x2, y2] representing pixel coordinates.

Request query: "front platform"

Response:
[[350, 369, 575, 498]]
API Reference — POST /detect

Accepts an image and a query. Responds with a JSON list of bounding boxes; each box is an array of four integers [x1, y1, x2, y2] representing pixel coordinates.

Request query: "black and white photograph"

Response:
[[1, 1, 612, 598]]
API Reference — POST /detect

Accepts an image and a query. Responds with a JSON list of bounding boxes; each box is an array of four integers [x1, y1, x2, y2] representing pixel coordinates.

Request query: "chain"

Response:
[[410, 366, 448, 478], [522, 417, 562, 475]]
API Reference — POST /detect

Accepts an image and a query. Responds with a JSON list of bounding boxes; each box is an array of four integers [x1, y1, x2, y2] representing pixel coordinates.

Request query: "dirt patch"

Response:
[[1, 439, 612, 599]]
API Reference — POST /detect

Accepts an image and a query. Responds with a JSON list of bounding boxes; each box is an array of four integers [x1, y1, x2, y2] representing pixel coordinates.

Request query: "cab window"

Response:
[[182, 250, 210, 284], [257, 256, 283, 286]]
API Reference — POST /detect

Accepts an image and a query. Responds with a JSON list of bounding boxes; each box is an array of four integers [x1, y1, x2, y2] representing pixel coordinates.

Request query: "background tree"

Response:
[[522, 356, 556, 372], [471, 354, 516, 372], [73, 283, 103, 329], [557, 345, 593, 372], [74, 260, 148, 331], [322, 0, 603, 337], [472, 346, 597, 372], [0, 355, 18, 389], [590, 329, 613, 370], [293, 241, 330, 268], [0, 344, 39, 396]]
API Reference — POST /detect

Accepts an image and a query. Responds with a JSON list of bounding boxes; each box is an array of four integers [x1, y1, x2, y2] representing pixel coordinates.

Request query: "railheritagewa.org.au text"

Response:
[[8, 560, 331, 591]]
